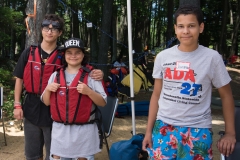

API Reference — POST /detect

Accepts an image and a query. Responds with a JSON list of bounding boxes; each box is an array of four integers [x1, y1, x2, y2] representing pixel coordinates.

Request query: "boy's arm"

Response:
[[142, 78, 162, 150], [13, 78, 24, 120], [217, 83, 236, 157], [90, 69, 104, 81]]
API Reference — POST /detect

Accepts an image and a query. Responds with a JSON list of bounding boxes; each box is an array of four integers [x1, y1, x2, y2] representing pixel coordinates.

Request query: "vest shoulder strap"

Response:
[[55, 67, 64, 84], [30, 44, 39, 60]]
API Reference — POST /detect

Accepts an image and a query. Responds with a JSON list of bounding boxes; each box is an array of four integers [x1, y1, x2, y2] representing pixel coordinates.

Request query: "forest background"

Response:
[[0, 0, 240, 118]]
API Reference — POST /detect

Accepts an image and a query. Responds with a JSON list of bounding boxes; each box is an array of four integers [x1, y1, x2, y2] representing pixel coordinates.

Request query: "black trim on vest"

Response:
[[94, 107, 104, 149], [55, 70, 63, 122], [37, 45, 45, 95], [72, 71, 87, 123], [82, 66, 92, 73], [30, 46, 37, 93], [52, 50, 61, 73], [64, 70, 69, 124], [52, 49, 61, 64]]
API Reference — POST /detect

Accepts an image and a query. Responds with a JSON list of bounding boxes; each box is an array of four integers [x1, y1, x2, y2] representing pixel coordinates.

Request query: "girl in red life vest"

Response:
[[41, 37, 107, 160]]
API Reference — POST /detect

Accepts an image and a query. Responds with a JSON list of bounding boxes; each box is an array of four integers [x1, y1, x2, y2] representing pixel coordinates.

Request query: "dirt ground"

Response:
[[0, 66, 239, 160]]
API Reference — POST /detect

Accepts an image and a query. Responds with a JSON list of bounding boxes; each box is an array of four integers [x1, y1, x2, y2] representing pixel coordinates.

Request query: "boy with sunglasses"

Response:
[[142, 5, 235, 159], [13, 14, 104, 160]]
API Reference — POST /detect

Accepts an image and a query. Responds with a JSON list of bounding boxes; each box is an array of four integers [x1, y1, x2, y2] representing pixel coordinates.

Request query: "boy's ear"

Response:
[[58, 31, 63, 37], [199, 23, 204, 33]]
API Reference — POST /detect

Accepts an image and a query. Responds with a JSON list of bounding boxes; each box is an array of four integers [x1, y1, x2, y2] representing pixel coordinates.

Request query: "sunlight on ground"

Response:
[[0, 120, 24, 136], [212, 120, 224, 125]]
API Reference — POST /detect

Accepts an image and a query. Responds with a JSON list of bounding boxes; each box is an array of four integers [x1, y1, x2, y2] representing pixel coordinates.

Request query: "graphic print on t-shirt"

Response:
[[162, 61, 202, 105]]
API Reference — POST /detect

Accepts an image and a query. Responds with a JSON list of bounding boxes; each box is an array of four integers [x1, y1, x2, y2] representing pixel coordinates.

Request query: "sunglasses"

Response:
[[41, 20, 61, 29]]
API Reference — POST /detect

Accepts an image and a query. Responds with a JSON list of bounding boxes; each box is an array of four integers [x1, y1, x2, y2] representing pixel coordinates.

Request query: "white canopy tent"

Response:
[[126, 0, 136, 135]]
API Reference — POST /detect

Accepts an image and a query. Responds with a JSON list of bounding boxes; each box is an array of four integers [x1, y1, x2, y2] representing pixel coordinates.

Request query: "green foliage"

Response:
[[2, 89, 14, 120], [0, 67, 14, 87], [0, 58, 16, 119], [0, 68, 15, 119], [0, 7, 24, 44]]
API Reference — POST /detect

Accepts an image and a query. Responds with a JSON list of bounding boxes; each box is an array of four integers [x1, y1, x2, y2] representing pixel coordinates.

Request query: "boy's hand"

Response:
[[14, 109, 24, 120], [77, 81, 90, 95], [90, 69, 103, 81], [217, 133, 236, 157], [142, 133, 152, 151], [46, 82, 60, 92]]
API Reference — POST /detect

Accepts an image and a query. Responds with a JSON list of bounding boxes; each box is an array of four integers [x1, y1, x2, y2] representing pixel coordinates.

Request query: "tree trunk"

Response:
[[25, 0, 47, 48], [112, 15, 117, 63], [133, 0, 149, 53], [47, 0, 57, 14], [166, 0, 174, 47], [179, 0, 200, 8], [72, 1, 80, 38], [155, 1, 161, 47], [144, 1, 152, 49], [98, 0, 113, 77], [118, 6, 128, 58], [229, 0, 240, 57], [10, 28, 16, 59], [218, 0, 228, 57], [90, 26, 99, 63]]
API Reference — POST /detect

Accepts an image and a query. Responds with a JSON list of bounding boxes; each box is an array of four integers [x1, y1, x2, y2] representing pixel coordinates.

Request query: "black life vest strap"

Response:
[[52, 49, 62, 64], [81, 66, 92, 73], [94, 107, 104, 149], [72, 70, 87, 123], [31, 45, 37, 60], [30, 45, 38, 93], [55, 69, 64, 123], [90, 107, 97, 116]]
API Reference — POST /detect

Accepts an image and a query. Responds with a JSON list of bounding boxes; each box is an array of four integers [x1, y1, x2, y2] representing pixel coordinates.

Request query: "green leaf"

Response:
[[153, 120, 161, 134], [177, 143, 187, 159], [192, 141, 209, 158]]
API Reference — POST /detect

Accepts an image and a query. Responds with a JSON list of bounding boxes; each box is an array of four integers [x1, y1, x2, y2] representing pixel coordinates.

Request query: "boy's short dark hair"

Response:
[[42, 14, 64, 32], [174, 5, 203, 25]]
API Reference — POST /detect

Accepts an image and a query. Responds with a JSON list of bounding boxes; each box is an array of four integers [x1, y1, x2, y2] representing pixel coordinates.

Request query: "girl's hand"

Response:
[[46, 83, 60, 92], [77, 81, 90, 95]]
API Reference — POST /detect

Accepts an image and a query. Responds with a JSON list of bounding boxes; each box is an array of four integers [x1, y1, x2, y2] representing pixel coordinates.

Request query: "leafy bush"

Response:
[[0, 68, 14, 87], [3, 89, 14, 119], [0, 59, 16, 119]]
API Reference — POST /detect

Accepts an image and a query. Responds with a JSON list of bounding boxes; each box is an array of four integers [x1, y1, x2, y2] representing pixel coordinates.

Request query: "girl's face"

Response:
[[65, 48, 84, 67], [174, 14, 204, 51]]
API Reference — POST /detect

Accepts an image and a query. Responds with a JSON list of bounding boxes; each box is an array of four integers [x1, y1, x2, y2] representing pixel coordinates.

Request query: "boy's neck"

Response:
[[178, 44, 199, 52], [41, 41, 57, 54]]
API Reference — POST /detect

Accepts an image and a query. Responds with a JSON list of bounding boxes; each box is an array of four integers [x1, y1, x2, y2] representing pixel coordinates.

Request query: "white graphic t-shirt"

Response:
[[153, 45, 231, 128]]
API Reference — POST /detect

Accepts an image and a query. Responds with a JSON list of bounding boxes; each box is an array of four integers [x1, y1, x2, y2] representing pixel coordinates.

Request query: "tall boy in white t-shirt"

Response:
[[142, 5, 236, 160]]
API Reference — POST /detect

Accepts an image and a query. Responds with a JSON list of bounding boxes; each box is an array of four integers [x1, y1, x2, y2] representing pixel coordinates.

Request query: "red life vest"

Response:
[[50, 65, 95, 124], [23, 45, 63, 95]]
